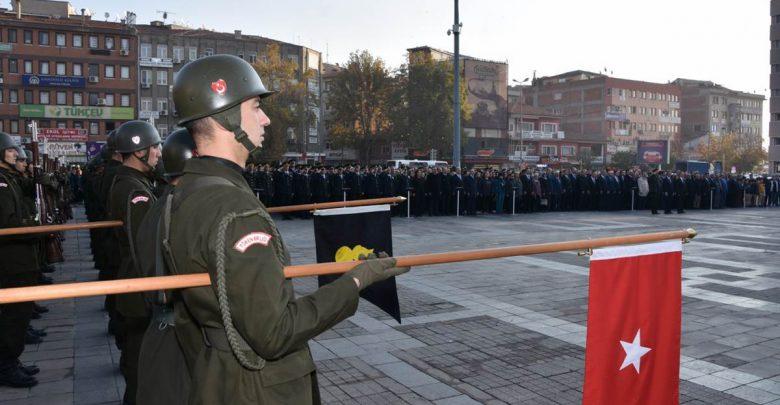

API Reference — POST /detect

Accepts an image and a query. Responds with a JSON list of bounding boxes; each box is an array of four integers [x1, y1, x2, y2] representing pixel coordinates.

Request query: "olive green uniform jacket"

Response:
[[168, 157, 360, 404]]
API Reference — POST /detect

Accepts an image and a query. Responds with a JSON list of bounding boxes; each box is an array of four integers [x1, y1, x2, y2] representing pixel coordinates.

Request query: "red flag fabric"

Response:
[[583, 240, 682, 405]]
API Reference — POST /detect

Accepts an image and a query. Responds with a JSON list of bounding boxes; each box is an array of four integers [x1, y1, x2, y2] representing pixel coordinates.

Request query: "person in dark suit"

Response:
[[463, 169, 477, 215], [450, 168, 464, 215], [426, 168, 441, 216], [661, 171, 674, 214], [673, 172, 687, 214], [273, 163, 294, 219], [648, 169, 661, 215], [412, 169, 427, 216], [520, 169, 533, 213]]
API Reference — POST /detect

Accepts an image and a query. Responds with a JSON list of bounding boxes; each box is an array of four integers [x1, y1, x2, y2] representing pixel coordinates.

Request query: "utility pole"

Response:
[[449, 0, 462, 169]]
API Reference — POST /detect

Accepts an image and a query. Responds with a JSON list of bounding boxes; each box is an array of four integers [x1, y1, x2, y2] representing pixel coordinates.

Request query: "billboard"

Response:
[[20, 105, 134, 120], [23, 74, 86, 88], [464, 59, 507, 130], [38, 128, 88, 142], [636, 140, 669, 165]]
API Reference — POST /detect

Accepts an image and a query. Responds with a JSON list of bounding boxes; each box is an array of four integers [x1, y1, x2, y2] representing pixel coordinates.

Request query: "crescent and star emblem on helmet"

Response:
[[210, 79, 227, 96]]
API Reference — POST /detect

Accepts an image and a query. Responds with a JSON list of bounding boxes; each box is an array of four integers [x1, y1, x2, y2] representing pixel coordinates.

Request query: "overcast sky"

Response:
[[12, 0, 770, 142]]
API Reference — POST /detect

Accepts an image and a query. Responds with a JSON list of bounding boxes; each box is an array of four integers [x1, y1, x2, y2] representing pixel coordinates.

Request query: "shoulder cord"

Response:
[[214, 208, 266, 371]]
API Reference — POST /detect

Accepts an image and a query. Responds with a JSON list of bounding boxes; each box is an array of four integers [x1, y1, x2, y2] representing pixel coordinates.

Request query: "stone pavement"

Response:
[[1, 206, 779, 404]]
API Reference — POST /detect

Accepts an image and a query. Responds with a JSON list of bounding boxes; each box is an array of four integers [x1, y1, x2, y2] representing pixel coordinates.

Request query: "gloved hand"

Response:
[[345, 252, 410, 291]]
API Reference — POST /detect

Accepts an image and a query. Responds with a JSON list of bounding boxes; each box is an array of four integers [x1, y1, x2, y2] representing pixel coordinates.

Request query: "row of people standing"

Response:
[[243, 163, 780, 217]]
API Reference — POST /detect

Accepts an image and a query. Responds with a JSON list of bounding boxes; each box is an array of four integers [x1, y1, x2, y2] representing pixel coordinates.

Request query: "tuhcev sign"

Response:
[[20, 105, 134, 120]]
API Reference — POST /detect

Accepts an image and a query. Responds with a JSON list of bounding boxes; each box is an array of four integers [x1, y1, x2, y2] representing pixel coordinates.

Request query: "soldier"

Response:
[[166, 54, 410, 403], [0, 133, 41, 388], [136, 129, 198, 405], [108, 121, 162, 404]]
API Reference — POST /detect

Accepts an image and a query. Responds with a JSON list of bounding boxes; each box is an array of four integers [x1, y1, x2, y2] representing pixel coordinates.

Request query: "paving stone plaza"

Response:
[[1, 206, 779, 404]]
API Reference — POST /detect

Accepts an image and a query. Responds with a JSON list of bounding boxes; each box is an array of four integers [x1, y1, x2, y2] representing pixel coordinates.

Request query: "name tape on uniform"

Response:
[[234, 232, 272, 253]]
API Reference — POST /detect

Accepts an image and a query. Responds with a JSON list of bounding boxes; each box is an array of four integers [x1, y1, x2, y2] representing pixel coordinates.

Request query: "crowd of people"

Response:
[[243, 163, 780, 217]]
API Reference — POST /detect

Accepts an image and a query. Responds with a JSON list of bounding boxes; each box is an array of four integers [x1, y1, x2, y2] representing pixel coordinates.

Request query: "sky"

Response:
[[8, 0, 771, 143]]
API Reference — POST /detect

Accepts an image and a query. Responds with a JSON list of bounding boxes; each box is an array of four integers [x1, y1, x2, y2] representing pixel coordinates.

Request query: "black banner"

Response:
[[314, 205, 401, 323]]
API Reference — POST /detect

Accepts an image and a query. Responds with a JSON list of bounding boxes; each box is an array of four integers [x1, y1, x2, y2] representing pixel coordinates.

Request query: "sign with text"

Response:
[[38, 128, 88, 142], [23, 74, 86, 88], [20, 105, 134, 120], [139, 57, 173, 68], [636, 140, 669, 165], [45, 142, 86, 157]]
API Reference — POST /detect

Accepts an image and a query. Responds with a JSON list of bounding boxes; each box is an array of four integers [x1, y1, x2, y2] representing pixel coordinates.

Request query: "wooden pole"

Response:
[[0, 197, 407, 237], [0, 229, 696, 304]]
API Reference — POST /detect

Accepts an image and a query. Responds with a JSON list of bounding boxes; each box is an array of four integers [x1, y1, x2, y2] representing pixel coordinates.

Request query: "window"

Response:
[[237, 52, 244, 60], [140, 98, 153, 111], [157, 99, 168, 111], [541, 145, 557, 156], [713, 96, 719, 104], [120, 66, 130, 79], [140, 43, 151, 58], [156, 71, 168, 85], [0, 90, 3, 104], [56, 62, 66, 76], [73, 63, 82, 76], [157, 44, 167, 58], [10, 120, 19, 134], [56, 91, 66, 105], [188, 47, 197, 60], [89, 36, 98, 49], [249, 52, 257, 63], [73, 34, 82, 48], [553, 92, 562, 101], [105, 36, 114, 50], [541, 123, 558, 133], [173, 46, 184, 61], [104, 94, 114, 106], [9, 90, 18, 104], [157, 125, 168, 135], [204, 48, 214, 57], [9, 59, 17, 74], [8, 29, 17, 43], [89, 122, 99, 135], [141, 70, 152, 85], [120, 94, 131, 107], [88, 92, 99, 106], [24, 60, 32, 74], [56, 121, 66, 129], [73, 92, 83, 105], [24, 30, 32, 44], [73, 121, 83, 129], [120, 38, 130, 51], [105, 65, 115, 78], [521, 122, 533, 132], [24, 90, 33, 104], [39, 91, 49, 104], [55, 33, 66, 47], [561, 145, 576, 156], [88, 64, 99, 77]]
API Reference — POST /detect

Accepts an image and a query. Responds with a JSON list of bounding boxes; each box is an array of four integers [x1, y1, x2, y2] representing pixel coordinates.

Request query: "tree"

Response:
[[695, 132, 766, 173], [610, 151, 637, 170], [327, 50, 394, 163], [252, 43, 313, 162], [576, 148, 593, 170], [401, 54, 470, 159]]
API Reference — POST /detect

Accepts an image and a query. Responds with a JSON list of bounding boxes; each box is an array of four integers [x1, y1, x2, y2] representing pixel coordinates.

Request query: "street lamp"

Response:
[[512, 78, 529, 166]]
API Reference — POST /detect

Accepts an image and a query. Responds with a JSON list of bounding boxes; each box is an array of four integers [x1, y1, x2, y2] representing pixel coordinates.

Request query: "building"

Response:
[[0, 0, 137, 161], [771, 0, 780, 174], [407, 46, 510, 166], [320, 62, 357, 162], [673, 78, 764, 160], [529, 70, 681, 164], [135, 22, 324, 162]]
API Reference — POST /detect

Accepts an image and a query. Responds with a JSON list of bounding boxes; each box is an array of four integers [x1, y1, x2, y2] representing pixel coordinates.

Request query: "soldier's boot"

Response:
[[15, 360, 39, 376], [24, 331, 43, 345], [27, 326, 47, 337], [0, 361, 38, 388]]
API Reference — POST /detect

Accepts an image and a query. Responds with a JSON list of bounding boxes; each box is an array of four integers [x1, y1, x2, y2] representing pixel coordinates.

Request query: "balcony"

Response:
[[668, 101, 680, 109], [659, 116, 681, 124], [769, 144, 780, 163], [510, 130, 565, 140]]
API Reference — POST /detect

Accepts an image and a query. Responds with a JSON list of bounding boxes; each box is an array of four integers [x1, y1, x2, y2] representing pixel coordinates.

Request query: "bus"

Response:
[[386, 159, 449, 169]]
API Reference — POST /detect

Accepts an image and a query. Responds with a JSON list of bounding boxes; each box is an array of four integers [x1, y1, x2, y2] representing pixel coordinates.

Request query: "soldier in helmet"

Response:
[[164, 54, 410, 404], [0, 133, 41, 388], [135, 128, 199, 404], [107, 121, 162, 404]]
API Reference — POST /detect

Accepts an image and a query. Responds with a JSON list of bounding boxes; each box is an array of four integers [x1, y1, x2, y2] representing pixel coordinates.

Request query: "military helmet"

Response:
[[115, 121, 162, 153], [0, 131, 16, 151], [162, 128, 196, 178], [173, 54, 274, 126], [105, 129, 118, 153]]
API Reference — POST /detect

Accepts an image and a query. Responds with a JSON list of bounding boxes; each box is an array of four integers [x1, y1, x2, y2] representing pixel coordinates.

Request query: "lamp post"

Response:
[[448, 0, 462, 169], [512, 78, 529, 166]]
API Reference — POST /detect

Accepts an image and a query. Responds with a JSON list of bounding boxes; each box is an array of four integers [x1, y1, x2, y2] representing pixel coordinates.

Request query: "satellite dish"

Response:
[[104, 12, 110, 21]]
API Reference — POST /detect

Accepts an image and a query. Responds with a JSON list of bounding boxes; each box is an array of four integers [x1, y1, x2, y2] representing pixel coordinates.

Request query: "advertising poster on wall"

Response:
[[463, 59, 508, 130], [636, 140, 669, 165]]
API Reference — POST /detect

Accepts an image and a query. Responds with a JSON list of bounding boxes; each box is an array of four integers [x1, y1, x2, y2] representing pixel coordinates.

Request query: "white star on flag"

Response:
[[619, 329, 651, 373]]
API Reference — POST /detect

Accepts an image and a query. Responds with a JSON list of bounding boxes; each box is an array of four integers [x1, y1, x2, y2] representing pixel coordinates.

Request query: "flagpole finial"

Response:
[[683, 228, 697, 244]]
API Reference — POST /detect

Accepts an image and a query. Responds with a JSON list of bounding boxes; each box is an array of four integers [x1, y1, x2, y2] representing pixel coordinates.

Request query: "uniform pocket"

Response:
[[259, 346, 316, 387]]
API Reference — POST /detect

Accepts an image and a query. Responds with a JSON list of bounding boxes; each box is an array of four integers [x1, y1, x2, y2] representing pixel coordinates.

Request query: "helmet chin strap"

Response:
[[133, 147, 157, 173], [212, 105, 262, 163]]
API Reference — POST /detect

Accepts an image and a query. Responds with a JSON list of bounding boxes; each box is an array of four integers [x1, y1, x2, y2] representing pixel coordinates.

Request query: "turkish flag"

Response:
[[582, 240, 682, 405]]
